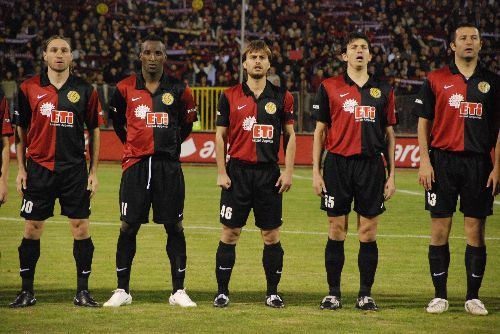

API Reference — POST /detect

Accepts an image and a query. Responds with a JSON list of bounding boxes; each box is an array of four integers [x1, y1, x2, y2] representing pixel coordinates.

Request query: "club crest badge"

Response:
[[477, 81, 490, 94], [162, 93, 174, 105], [370, 88, 381, 98], [265, 102, 277, 114], [67, 91, 80, 103]]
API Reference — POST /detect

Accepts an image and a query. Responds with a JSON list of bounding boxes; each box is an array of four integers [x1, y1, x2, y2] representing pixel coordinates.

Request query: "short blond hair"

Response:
[[242, 40, 272, 61]]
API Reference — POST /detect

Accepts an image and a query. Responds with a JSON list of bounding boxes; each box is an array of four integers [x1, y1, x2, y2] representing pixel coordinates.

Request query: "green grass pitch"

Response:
[[0, 163, 499, 333]]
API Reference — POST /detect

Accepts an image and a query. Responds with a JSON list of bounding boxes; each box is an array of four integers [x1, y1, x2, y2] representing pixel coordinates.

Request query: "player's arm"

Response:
[[110, 87, 127, 144], [15, 126, 27, 195], [15, 87, 31, 195], [384, 126, 396, 200], [312, 84, 330, 196], [312, 121, 327, 196], [180, 85, 197, 142], [0, 136, 9, 203], [86, 89, 104, 198], [486, 131, 500, 195], [276, 91, 295, 193], [413, 79, 435, 191], [215, 92, 231, 189]]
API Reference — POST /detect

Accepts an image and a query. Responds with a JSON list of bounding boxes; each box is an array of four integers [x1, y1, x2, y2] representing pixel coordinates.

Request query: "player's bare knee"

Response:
[[464, 217, 485, 246], [120, 221, 140, 236], [261, 228, 280, 245], [328, 218, 347, 239], [221, 226, 241, 244], [23, 220, 44, 239], [69, 219, 90, 239]]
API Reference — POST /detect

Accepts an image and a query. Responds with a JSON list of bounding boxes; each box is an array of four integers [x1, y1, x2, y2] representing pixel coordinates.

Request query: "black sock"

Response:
[[465, 244, 486, 301], [18, 238, 40, 294], [73, 237, 94, 293], [215, 241, 236, 295], [428, 244, 450, 299], [325, 239, 344, 297], [358, 241, 378, 297], [166, 229, 187, 294], [116, 229, 138, 293], [262, 242, 284, 296]]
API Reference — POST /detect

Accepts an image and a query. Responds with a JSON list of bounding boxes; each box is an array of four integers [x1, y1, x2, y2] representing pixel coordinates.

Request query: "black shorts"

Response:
[[426, 149, 494, 218], [119, 156, 184, 225], [220, 159, 282, 230], [321, 152, 386, 217], [20, 159, 90, 221]]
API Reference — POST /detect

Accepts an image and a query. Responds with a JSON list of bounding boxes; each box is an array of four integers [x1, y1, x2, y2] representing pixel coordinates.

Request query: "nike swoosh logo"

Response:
[[20, 268, 30, 272], [340, 93, 349, 97], [433, 271, 446, 277], [131, 97, 141, 101], [82, 270, 91, 275], [471, 273, 483, 278], [237, 105, 246, 110], [218, 266, 232, 271], [178, 268, 187, 272], [276, 270, 282, 274], [116, 267, 128, 272], [37, 94, 47, 99], [444, 85, 453, 89]]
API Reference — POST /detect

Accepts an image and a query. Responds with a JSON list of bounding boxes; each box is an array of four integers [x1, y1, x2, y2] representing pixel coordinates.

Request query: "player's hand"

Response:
[[217, 172, 231, 190], [486, 166, 500, 196], [0, 179, 7, 204], [16, 169, 27, 195], [87, 173, 99, 198], [276, 171, 292, 193], [384, 175, 396, 200], [312, 172, 327, 196], [418, 160, 434, 191]]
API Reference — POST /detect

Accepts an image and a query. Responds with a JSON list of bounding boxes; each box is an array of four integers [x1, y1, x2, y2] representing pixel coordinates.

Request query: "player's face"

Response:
[[140, 41, 167, 75], [243, 50, 270, 80], [451, 27, 481, 61], [43, 39, 72, 73], [342, 39, 372, 70]]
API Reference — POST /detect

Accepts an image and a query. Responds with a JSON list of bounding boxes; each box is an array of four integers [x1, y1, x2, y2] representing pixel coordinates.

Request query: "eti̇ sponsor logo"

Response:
[[134, 104, 150, 119], [146, 112, 169, 127], [459, 102, 483, 119], [40, 102, 74, 127], [252, 124, 274, 143], [242, 116, 257, 131], [354, 106, 376, 122]]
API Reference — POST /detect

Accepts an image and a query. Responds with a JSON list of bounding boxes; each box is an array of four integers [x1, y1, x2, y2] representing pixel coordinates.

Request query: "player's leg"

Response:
[[150, 159, 196, 306], [460, 153, 493, 316], [10, 220, 45, 308], [320, 153, 353, 310], [253, 164, 285, 308], [11, 160, 55, 308], [69, 218, 98, 307], [355, 214, 379, 311], [59, 162, 98, 306], [424, 150, 458, 314], [463, 217, 488, 315], [214, 161, 251, 307], [104, 159, 150, 307], [214, 225, 242, 307]]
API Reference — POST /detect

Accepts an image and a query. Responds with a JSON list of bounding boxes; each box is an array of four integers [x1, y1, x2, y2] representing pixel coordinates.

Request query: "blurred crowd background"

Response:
[[1, 0, 498, 133]]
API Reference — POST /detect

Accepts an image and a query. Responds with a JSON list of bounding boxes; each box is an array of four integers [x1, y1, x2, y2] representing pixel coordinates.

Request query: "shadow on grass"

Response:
[[1, 286, 499, 313]]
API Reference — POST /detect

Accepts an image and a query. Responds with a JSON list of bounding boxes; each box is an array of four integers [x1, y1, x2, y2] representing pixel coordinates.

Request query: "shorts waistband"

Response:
[[228, 159, 278, 169]]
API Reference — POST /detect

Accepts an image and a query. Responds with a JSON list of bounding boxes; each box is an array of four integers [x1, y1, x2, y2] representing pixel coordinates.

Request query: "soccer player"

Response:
[[1, 87, 13, 206], [312, 32, 396, 311], [213, 40, 296, 308], [414, 23, 499, 316], [10, 36, 103, 308], [104, 35, 197, 308]]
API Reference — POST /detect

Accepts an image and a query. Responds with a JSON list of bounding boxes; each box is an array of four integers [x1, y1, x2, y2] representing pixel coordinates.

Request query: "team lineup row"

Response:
[[0, 23, 498, 316]]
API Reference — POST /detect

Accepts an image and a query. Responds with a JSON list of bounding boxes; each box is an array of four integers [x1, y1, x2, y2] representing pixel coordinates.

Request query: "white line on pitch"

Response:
[[292, 174, 500, 206], [1, 217, 499, 241]]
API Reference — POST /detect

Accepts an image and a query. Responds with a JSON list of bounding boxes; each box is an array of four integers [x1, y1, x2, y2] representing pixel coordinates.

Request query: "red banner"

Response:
[[8, 131, 424, 167]]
